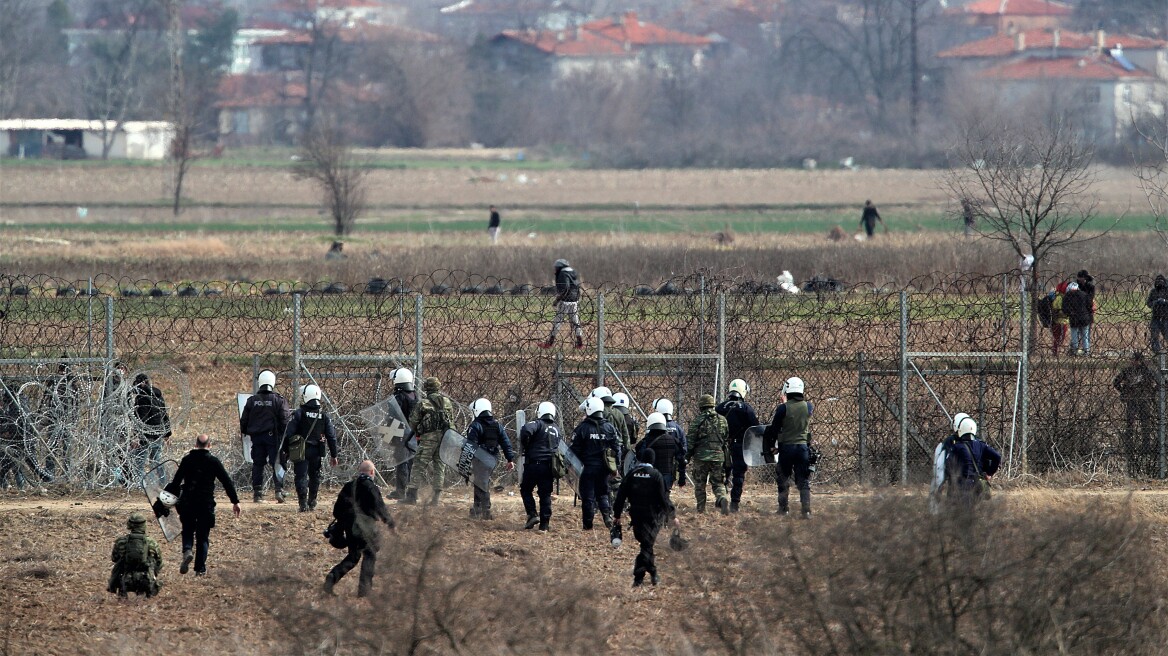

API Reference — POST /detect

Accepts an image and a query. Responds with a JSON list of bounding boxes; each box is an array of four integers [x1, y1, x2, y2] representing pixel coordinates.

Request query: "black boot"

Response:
[[730, 501, 740, 513], [524, 514, 540, 530], [800, 489, 812, 519], [308, 493, 317, 510], [402, 488, 418, 505], [297, 491, 308, 512]]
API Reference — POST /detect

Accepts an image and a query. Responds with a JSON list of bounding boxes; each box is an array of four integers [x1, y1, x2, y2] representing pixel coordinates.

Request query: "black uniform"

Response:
[[519, 417, 561, 527], [166, 448, 240, 575], [326, 473, 395, 597], [240, 389, 291, 499], [612, 461, 675, 585], [1113, 358, 1162, 478], [283, 400, 338, 509], [390, 388, 418, 498], [716, 396, 759, 505], [132, 376, 172, 486], [636, 429, 683, 492], [466, 415, 515, 516], [570, 414, 619, 529]]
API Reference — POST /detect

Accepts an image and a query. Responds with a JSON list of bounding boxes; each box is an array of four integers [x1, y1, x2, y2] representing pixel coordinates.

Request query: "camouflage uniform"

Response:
[[107, 513, 163, 598], [687, 396, 730, 513], [407, 377, 454, 504]]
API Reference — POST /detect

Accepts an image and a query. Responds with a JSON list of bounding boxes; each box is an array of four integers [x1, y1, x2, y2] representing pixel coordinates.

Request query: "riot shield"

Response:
[[359, 397, 417, 467], [556, 439, 584, 494], [622, 450, 637, 476], [742, 425, 768, 467], [142, 459, 181, 542], [438, 429, 498, 492]]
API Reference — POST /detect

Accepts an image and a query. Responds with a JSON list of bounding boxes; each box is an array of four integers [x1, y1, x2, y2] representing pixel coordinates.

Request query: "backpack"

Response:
[[122, 533, 150, 572], [1035, 294, 1053, 328], [418, 394, 452, 435]]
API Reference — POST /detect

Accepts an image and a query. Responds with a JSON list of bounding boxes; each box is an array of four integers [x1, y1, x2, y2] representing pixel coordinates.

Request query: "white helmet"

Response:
[[391, 368, 414, 390], [951, 412, 971, 433], [583, 397, 604, 417], [257, 370, 276, 392], [591, 386, 614, 402], [158, 490, 179, 508], [537, 401, 557, 420], [729, 379, 749, 398], [782, 377, 805, 395], [302, 384, 322, 404], [956, 416, 978, 438], [652, 398, 674, 417], [646, 412, 667, 431], [612, 392, 630, 409], [471, 398, 493, 418]]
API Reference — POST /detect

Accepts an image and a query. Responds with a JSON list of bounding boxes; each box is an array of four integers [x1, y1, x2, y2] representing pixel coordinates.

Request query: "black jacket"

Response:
[[520, 418, 560, 464], [240, 391, 290, 444], [555, 266, 581, 303], [716, 397, 759, 444], [284, 402, 338, 458], [134, 384, 171, 439], [570, 415, 618, 468], [637, 429, 683, 478], [1062, 289, 1093, 328], [334, 474, 394, 531], [168, 449, 240, 513], [613, 463, 675, 523], [1148, 278, 1168, 321]]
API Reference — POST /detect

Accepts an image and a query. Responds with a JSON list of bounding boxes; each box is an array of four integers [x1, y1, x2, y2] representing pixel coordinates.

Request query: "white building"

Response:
[[0, 119, 175, 160]]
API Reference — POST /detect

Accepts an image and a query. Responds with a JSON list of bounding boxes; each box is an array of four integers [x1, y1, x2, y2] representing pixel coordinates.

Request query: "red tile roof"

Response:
[[939, 29, 1168, 57], [976, 55, 1155, 80], [499, 28, 633, 57], [581, 12, 711, 47], [949, 0, 1072, 16], [497, 11, 710, 57], [215, 74, 306, 109]]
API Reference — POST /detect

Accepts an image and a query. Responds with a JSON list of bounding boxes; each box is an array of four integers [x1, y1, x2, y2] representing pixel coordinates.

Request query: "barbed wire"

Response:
[[1, 270, 1165, 491]]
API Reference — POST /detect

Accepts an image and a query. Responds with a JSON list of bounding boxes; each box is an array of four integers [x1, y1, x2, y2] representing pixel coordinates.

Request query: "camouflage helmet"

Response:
[[423, 376, 442, 392], [698, 394, 716, 408], [127, 512, 147, 529]]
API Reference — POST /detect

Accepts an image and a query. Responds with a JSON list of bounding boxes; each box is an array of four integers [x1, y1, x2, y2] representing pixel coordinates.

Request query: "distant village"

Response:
[[1, 0, 1164, 166]]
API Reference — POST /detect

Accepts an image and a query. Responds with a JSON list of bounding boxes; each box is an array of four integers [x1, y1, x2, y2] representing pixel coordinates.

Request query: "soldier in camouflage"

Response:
[[406, 377, 454, 506], [107, 512, 163, 598], [686, 394, 731, 514]]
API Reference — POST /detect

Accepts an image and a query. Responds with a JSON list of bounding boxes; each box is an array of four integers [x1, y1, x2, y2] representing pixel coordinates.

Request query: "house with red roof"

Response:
[[490, 11, 712, 78], [939, 28, 1168, 78], [944, 0, 1072, 34]]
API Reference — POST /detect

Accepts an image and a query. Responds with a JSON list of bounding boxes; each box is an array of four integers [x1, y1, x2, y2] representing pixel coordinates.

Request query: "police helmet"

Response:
[[158, 490, 179, 508], [257, 369, 276, 392], [302, 384, 322, 404], [951, 412, 971, 433], [956, 417, 978, 439], [652, 398, 674, 417], [612, 393, 630, 410], [728, 379, 749, 399], [392, 368, 415, 391], [583, 397, 604, 417], [591, 386, 614, 403], [471, 398, 493, 418], [537, 401, 557, 421], [782, 377, 805, 396], [646, 412, 667, 431]]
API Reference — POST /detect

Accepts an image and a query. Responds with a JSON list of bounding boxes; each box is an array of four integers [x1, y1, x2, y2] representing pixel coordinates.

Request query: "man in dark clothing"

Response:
[[716, 378, 759, 513], [539, 258, 584, 349], [132, 373, 172, 487], [612, 449, 678, 587], [763, 377, 814, 518], [283, 384, 339, 512], [636, 413, 683, 495], [1146, 274, 1168, 355], [164, 434, 241, 577], [487, 205, 501, 244], [240, 370, 291, 503], [570, 397, 619, 530], [1114, 353, 1162, 479], [1076, 269, 1096, 301], [387, 368, 418, 501], [325, 460, 395, 597], [944, 418, 1001, 509], [465, 398, 516, 520], [519, 401, 561, 531], [1062, 281, 1093, 356], [859, 200, 883, 237]]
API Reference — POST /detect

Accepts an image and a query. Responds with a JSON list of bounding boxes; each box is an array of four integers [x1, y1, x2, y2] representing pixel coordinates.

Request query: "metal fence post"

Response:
[[1019, 288, 1030, 475], [857, 351, 866, 485], [252, 355, 261, 392], [1160, 352, 1166, 479], [596, 292, 605, 387], [105, 296, 115, 361], [899, 291, 909, 485], [86, 277, 94, 358], [415, 294, 424, 378], [717, 292, 726, 396], [292, 293, 302, 399]]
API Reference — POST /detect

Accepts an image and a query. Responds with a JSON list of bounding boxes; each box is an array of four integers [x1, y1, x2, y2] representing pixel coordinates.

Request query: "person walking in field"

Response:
[[324, 460, 395, 597], [539, 259, 585, 350], [518, 402, 561, 531], [165, 434, 241, 577], [686, 394, 730, 514], [465, 398, 516, 520], [1051, 282, 1070, 356], [283, 384, 339, 512], [406, 377, 454, 506], [487, 205, 501, 244], [612, 448, 679, 587], [716, 379, 759, 513], [1146, 274, 1168, 355], [240, 370, 291, 503], [859, 200, 884, 238], [763, 377, 814, 518]]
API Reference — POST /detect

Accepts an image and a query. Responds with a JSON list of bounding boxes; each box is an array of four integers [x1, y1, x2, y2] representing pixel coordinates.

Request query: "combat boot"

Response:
[[482, 509, 493, 520], [538, 521, 549, 532], [538, 336, 555, 349], [730, 501, 740, 513], [253, 491, 263, 504], [696, 502, 706, 513], [274, 489, 286, 504], [387, 489, 402, 500], [469, 506, 482, 519], [799, 490, 812, 519], [402, 488, 418, 505], [308, 493, 317, 510], [524, 514, 540, 530], [180, 549, 193, 575], [297, 492, 308, 512], [650, 573, 660, 586], [716, 498, 730, 515], [322, 575, 337, 597], [602, 512, 614, 529], [429, 490, 442, 506]]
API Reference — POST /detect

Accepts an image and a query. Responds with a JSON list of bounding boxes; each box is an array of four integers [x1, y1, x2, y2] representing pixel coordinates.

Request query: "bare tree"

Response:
[[943, 112, 1112, 348], [294, 124, 367, 237], [1134, 120, 1168, 249]]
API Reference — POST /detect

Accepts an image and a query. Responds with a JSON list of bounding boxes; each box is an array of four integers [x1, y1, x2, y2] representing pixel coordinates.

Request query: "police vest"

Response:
[[777, 401, 811, 445]]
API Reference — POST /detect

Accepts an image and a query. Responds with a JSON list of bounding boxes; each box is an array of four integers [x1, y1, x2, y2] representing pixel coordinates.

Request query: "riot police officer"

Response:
[[716, 379, 759, 513], [762, 377, 814, 518], [240, 370, 291, 503], [283, 384, 338, 512], [570, 397, 619, 530], [387, 368, 418, 500], [466, 398, 516, 520], [519, 401, 561, 531], [636, 412, 683, 495], [612, 448, 678, 587]]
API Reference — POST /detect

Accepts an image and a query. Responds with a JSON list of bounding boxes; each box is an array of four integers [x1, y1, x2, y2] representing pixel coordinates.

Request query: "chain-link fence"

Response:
[[0, 271, 1165, 492]]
